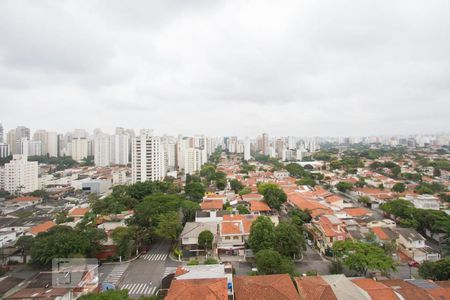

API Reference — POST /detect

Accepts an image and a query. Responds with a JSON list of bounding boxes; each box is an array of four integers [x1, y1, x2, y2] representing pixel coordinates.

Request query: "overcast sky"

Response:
[[0, 0, 449, 137]]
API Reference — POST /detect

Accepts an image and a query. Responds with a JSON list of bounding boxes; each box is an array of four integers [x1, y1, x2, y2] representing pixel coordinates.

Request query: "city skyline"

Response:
[[1, 0, 449, 136]]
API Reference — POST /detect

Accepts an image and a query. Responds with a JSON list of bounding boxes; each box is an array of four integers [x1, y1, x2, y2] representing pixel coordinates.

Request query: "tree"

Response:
[[263, 187, 287, 210], [275, 222, 305, 259], [391, 183, 406, 193], [255, 249, 295, 275], [155, 211, 182, 241], [16, 235, 34, 256], [239, 187, 252, 195], [30, 226, 91, 267], [230, 179, 244, 193], [184, 182, 205, 201], [296, 177, 316, 187], [419, 259, 450, 281], [248, 216, 276, 253], [198, 230, 214, 251], [284, 163, 305, 178], [380, 199, 415, 220], [335, 182, 353, 192], [236, 204, 250, 214], [216, 179, 227, 190], [332, 240, 396, 276], [200, 164, 216, 183], [289, 209, 311, 227], [112, 227, 135, 260]]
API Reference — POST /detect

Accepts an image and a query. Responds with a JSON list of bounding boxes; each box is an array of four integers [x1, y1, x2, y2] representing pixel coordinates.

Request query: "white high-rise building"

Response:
[[183, 148, 207, 175], [94, 133, 110, 167], [71, 138, 88, 162], [33, 130, 48, 155], [0, 123, 3, 143], [161, 136, 176, 171], [110, 132, 129, 165], [47, 132, 58, 157], [28, 140, 43, 156], [0, 143, 9, 158], [132, 131, 164, 183], [244, 137, 251, 160], [4, 155, 38, 194]]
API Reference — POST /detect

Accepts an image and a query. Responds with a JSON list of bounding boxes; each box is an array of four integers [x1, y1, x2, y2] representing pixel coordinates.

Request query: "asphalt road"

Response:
[[118, 239, 180, 298]]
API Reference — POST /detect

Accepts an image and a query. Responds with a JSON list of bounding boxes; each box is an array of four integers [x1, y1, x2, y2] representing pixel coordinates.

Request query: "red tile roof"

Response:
[[295, 276, 337, 300], [351, 278, 400, 300], [68, 207, 91, 217], [234, 274, 300, 300], [201, 200, 223, 211], [371, 227, 390, 241], [29, 221, 56, 235], [12, 196, 41, 202], [165, 278, 228, 300], [379, 279, 432, 300], [343, 207, 369, 217], [249, 200, 271, 212], [221, 221, 242, 235]]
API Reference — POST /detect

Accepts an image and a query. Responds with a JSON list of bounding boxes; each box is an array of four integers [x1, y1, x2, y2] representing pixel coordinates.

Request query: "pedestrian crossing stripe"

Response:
[[121, 283, 156, 295], [141, 253, 168, 261], [105, 263, 129, 284]]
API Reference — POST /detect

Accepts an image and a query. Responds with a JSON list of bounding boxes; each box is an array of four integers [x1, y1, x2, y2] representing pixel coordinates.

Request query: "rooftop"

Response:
[[234, 274, 300, 300]]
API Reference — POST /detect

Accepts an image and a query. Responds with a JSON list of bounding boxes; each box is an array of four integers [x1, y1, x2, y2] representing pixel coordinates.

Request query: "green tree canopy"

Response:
[[255, 249, 295, 275], [284, 163, 305, 178], [230, 179, 244, 193], [335, 182, 353, 192], [332, 240, 396, 276], [391, 182, 406, 193], [248, 216, 276, 253], [418, 258, 450, 281], [184, 182, 205, 201], [275, 222, 305, 259], [154, 211, 183, 241], [198, 230, 214, 250]]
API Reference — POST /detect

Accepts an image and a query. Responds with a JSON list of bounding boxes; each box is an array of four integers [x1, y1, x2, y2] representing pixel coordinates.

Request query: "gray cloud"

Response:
[[0, 0, 449, 137]]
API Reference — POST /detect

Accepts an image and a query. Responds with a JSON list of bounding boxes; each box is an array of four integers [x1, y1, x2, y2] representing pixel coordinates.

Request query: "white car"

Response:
[[307, 240, 313, 246]]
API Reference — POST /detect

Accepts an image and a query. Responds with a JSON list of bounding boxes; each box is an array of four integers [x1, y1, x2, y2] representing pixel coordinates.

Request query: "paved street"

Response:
[[118, 239, 180, 298], [296, 244, 331, 275]]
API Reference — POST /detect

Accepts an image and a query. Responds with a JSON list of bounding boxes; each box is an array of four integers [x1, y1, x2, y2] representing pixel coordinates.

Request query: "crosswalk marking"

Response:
[[104, 263, 129, 284], [141, 253, 168, 261], [121, 283, 156, 295]]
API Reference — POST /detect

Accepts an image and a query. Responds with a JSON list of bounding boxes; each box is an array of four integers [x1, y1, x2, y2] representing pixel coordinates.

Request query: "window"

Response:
[[233, 236, 239, 240], [225, 236, 231, 240]]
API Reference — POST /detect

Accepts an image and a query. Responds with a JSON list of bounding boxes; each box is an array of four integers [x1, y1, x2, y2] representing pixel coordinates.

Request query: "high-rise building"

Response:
[[161, 136, 176, 172], [262, 133, 269, 155], [4, 155, 38, 194], [94, 133, 110, 167], [110, 131, 129, 165], [7, 126, 30, 155], [183, 148, 206, 175], [33, 130, 48, 155], [244, 137, 251, 161], [0, 123, 3, 143], [0, 143, 9, 158], [28, 140, 43, 156], [47, 132, 58, 157], [7, 130, 16, 154], [276, 138, 284, 159], [71, 138, 88, 162], [132, 130, 164, 183]]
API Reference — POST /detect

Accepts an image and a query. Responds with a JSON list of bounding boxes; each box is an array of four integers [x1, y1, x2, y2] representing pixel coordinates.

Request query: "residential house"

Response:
[[180, 222, 217, 256], [68, 207, 91, 221], [404, 194, 441, 210], [309, 215, 347, 254], [200, 200, 224, 212], [351, 278, 401, 300], [248, 200, 271, 215], [234, 274, 300, 300], [27, 220, 56, 236], [395, 227, 440, 262], [165, 278, 228, 300], [295, 276, 337, 300], [217, 215, 256, 257]]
